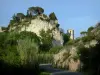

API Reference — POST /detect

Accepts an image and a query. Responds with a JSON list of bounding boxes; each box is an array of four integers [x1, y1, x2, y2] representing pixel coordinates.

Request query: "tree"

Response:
[[27, 6, 44, 16], [39, 29, 53, 52], [80, 31, 87, 36], [0, 32, 8, 49], [16, 13, 25, 21], [12, 14, 16, 21], [11, 14, 20, 23], [0, 32, 39, 75], [36, 6, 44, 15], [1, 27, 8, 32], [87, 26, 95, 41], [19, 31, 40, 45], [87, 26, 94, 33], [49, 12, 57, 20], [63, 33, 70, 45], [78, 40, 100, 75]]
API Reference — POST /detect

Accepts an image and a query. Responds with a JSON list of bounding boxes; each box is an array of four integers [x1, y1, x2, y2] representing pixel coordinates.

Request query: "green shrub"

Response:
[[77, 41, 100, 75], [66, 40, 75, 45], [49, 46, 63, 54], [39, 29, 53, 52], [0, 32, 40, 75], [63, 33, 70, 45], [38, 53, 53, 64], [40, 72, 50, 75], [43, 14, 48, 18], [19, 31, 40, 45], [17, 38, 38, 65], [49, 12, 57, 20]]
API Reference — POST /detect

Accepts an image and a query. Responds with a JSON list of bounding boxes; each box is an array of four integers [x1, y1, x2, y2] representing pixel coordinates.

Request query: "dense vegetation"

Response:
[[0, 31, 39, 75], [78, 41, 100, 75], [0, 6, 70, 75], [6, 6, 58, 32], [76, 24, 100, 75], [1, 5, 100, 75]]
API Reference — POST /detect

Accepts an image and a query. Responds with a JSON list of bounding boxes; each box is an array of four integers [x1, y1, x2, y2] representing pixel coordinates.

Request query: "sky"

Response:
[[0, 0, 100, 38]]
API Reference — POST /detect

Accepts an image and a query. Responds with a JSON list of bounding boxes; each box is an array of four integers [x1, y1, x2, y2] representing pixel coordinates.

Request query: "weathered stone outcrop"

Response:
[[9, 16, 63, 46], [53, 46, 80, 72], [53, 39, 98, 72]]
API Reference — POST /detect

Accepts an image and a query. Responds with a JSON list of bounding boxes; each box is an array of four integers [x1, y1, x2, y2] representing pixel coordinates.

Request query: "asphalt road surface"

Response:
[[39, 64, 83, 75]]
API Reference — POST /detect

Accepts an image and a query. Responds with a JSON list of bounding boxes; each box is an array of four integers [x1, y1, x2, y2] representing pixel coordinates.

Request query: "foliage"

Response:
[[0, 32, 40, 75], [27, 6, 44, 16], [38, 53, 53, 64], [19, 31, 40, 45], [12, 14, 20, 22], [62, 33, 70, 45], [39, 29, 53, 52], [81, 36, 89, 42], [49, 46, 63, 54], [0, 32, 8, 49], [16, 13, 25, 20], [9, 14, 23, 27], [49, 12, 57, 20], [66, 40, 75, 45], [80, 31, 87, 36], [77, 40, 100, 75], [17, 38, 38, 66], [9, 6, 45, 27], [74, 37, 81, 43], [43, 14, 48, 18], [80, 27, 95, 43], [0, 32, 20, 74], [1, 27, 7, 31], [87, 26, 94, 33]]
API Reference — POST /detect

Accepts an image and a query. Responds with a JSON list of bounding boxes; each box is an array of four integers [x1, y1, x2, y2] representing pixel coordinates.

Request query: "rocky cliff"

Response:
[[9, 15, 64, 46]]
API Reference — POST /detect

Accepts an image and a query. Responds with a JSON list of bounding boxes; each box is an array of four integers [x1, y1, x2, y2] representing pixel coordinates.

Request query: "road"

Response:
[[39, 64, 83, 75]]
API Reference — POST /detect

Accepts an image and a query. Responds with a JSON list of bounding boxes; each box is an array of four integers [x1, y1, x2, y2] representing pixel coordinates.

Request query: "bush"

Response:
[[38, 53, 53, 64], [49, 46, 63, 54], [77, 41, 100, 75], [63, 33, 70, 45], [0, 32, 40, 75], [39, 29, 53, 52], [66, 40, 75, 45], [49, 12, 57, 20], [20, 31, 40, 45], [17, 38, 38, 65]]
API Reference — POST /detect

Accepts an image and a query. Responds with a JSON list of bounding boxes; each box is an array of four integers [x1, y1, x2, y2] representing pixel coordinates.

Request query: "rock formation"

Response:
[[8, 15, 64, 46], [53, 39, 98, 72]]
